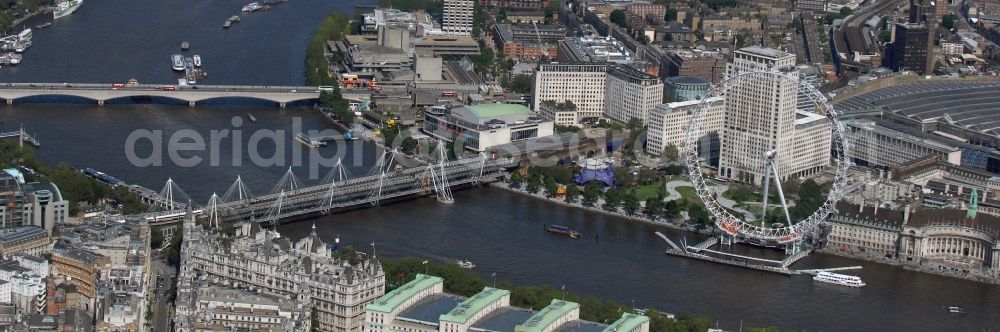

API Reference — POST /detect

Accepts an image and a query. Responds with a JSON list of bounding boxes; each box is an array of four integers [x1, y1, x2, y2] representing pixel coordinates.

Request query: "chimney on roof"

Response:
[[859, 203, 864, 213], [874, 203, 879, 216], [904, 204, 911, 224]]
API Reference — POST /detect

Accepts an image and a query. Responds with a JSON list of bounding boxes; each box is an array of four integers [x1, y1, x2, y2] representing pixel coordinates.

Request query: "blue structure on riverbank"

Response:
[[573, 159, 614, 187]]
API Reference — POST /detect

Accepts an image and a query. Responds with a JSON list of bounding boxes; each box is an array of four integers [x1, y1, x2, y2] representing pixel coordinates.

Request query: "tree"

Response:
[[565, 184, 580, 203], [645, 198, 664, 219], [401, 137, 418, 154], [311, 308, 321, 332], [661, 143, 679, 162], [839, 6, 853, 17], [509, 172, 524, 189], [542, 167, 574, 184], [666, 8, 678, 21], [526, 173, 542, 194], [583, 182, 603, 206], [663, 164, 685, 176], [825, 13, 843, 24], [544, 176, 558, 197], [664, 200, 680, 219], [687, 202, 711, 225], [735, 33, 748, 48], [622, 191, 641, 215], [164, 229, 184, 267], [613, 167, 634, 187], [942, 14, 958, 29], [544, 0, 561, 19], [150, 228, 164, 249], [504, 74, 533, 93], [603, 188, 623, 211], [610, 9, 628, 27], [637, 168, 658, 185]]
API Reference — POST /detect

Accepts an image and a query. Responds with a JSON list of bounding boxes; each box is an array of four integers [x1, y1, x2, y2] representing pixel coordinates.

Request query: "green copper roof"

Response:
[[515, 300, 579, 332], [440, 287, 510, 324], [465, 103, 533, 119], [603, 313, 649, 332], [366, 274, 442, 313]]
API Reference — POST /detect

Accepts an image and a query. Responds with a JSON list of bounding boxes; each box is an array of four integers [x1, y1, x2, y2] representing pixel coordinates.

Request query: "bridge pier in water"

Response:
[[97, 100, 105, 106], [188, 101, 196, 107], [5, 99, 10, 105], [278, 102, 286, 109]]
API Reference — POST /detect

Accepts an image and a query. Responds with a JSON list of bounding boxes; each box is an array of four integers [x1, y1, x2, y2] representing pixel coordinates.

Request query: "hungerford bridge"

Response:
[[101, 144, 516, 227]]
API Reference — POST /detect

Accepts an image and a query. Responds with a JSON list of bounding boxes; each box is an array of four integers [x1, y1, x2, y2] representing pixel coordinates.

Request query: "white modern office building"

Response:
[[533, 63, 608, 124], [603, 65, 664, 125], [717, 46, 828, 185], [646, 97, 726, 166]]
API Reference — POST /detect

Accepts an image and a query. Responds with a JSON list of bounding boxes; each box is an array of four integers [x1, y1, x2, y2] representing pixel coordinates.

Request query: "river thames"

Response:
[[0, 0, 998, 330]]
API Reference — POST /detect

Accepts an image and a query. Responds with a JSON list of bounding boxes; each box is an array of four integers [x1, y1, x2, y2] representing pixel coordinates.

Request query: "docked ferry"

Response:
[[171, 54, 185, 71], [242, 2, 262, 12], [53, 0, 83, 19], [813, 271, 866, 287]]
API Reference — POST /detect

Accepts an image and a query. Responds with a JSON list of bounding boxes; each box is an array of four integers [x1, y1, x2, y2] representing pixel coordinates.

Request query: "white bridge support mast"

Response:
[[432, 140, 454, 203], [205, 193, 221, 228], [322, 158, 350, 209], [476, 152, 488, 184], [370, 149, 397, 205]]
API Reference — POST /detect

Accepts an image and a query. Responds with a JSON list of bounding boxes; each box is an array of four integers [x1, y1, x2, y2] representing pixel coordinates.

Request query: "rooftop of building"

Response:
[[516, 300, 580, 332], [196, 286, 294, 309], [834, 82, 1000, 138], [0, 226, 47, 245], [834, 202, 907, 226], [738, 46, 792, 59], [52, 243, 102, 265], [602, 313, 650, 332], [366, 274, 442, 313], [436, 103, 546, 128], [472, 307, 536, 331], [552, 320, 607, 332], [466, 104, 534, 119], [415, 36, 480, 47], [398, 293, 464, 322], [562, 36, 632, 63], [507, 11, 545, 16], [21, 181, 63, 202], [665, 75, 710, 85], [655, 96, 725, 113], [794, 109, 827, 126], [847, 120, 961, 152], [440, 287, 510, 324]]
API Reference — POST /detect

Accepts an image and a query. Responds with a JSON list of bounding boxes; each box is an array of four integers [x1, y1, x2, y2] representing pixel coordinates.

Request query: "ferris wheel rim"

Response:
[[682, 69, 851, 243]]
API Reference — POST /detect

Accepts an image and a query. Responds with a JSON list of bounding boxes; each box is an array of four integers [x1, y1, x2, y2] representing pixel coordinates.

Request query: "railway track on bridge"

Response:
[[96, 150, 516, 227]]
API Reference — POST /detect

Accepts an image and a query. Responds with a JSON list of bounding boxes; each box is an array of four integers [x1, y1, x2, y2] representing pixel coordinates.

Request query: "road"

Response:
[[149, 256, 176, 332]]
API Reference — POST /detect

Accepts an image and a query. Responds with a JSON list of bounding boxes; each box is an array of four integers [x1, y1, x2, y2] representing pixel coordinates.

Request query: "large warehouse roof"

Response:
[[835, 82, 1000, 136]]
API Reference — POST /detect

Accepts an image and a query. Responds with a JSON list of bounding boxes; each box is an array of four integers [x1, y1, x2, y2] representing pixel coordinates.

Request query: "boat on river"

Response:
[[53, 0, 83, 19], [813, 271, 865, 287], [242, 2, 262, 12], [171, 54, 184, 71], [546, 225, 580, 239]]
